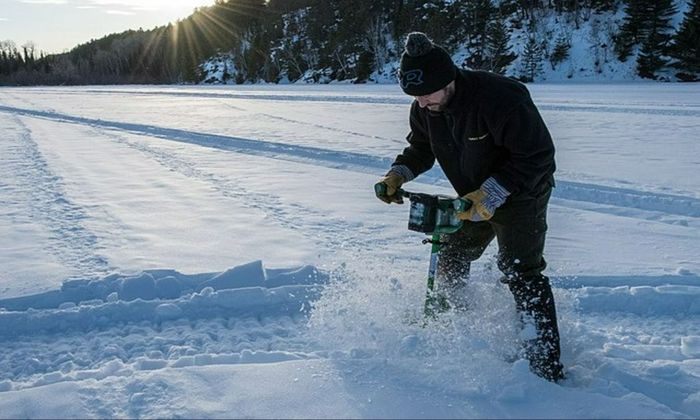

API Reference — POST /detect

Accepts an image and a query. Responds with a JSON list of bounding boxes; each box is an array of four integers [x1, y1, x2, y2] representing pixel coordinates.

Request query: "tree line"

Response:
[[1, 0, 698, 85]]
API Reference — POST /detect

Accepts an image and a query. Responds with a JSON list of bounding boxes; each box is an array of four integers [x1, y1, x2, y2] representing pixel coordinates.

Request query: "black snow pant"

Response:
[[436, 185, 564, 382]]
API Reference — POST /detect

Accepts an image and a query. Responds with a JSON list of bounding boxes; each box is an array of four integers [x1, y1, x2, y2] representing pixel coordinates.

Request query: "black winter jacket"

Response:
[[393, 69, 556, 199]]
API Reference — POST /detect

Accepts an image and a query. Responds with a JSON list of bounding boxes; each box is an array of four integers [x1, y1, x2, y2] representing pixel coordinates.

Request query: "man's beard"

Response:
[[427, 84, 455, 112]]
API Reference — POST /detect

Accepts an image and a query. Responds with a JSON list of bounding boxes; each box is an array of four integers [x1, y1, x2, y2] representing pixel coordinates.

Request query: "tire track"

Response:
[[0, 104, 393, 173], [1, 104, 698, 221]]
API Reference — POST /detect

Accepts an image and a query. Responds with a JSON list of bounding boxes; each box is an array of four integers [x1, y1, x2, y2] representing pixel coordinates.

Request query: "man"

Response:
[[375, 32, 564, 382]]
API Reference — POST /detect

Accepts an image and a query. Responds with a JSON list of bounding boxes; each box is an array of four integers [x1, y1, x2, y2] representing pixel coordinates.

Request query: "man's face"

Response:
[[414, 81, 455, 112]]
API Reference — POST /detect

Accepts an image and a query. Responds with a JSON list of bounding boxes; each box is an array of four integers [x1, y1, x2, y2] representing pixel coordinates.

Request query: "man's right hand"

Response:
[[374, 172, 405, 204]]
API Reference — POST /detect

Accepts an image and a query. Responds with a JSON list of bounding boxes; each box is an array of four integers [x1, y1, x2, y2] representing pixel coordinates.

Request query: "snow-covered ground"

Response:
[[0, 83, 699, 418]]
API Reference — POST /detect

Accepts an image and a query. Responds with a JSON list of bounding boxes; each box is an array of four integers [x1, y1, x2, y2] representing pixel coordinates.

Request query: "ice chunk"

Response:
[[399, 335, 420, 355], [200, 260, 265, 290], [265, 265, 326, 288], [58, 302, 76, 310], [135, 358, 168, 371], [681, 336, 700, 358], [120, 273, 156, 301], [155, 276, 184, 299], [155, 303, 183, 320]]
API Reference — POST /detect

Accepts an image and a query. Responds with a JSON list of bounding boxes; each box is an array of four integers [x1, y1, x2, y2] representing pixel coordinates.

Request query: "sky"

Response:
[[0, 0, 215, 54]]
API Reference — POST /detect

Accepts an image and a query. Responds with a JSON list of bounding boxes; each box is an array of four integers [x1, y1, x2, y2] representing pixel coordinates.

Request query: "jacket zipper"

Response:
[[444, 112, 462, 152]]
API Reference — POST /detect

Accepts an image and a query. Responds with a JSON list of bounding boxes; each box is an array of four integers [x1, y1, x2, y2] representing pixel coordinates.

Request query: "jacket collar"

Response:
[[444, 68, 474, 115]]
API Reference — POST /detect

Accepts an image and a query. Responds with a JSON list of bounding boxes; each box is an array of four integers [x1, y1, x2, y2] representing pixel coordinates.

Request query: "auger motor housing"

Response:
[[374, 183, 469, 235], [404, 191, 469, 235]]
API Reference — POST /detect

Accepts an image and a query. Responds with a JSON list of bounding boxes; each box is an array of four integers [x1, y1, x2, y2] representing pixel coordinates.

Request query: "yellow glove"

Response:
[[457, 178, 511, 222], [374, 172, 405, 204]]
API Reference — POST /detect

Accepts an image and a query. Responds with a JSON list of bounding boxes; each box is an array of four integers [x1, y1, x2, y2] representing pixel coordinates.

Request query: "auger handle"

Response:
[[375, 183, 471, 209], [374, 182, 409, 199]]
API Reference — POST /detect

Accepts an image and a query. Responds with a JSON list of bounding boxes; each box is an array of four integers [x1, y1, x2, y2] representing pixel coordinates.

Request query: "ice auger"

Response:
[[375, 184, 471, 318]]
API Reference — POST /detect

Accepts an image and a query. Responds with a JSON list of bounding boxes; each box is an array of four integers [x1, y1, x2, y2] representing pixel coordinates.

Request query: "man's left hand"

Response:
[[457, 177, 511, 222]]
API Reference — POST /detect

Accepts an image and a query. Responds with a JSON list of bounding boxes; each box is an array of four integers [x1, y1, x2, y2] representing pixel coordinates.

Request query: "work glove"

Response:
[[457, 177, 511, 222], [374, 172, 405, 204]]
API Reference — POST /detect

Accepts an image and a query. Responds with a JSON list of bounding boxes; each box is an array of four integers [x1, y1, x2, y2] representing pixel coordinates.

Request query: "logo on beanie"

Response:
[[400, 69, 424, 89]]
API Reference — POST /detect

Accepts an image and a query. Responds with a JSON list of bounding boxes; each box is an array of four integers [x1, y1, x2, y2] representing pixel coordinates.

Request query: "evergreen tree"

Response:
[[520, 34, 544, 82], [670, 0, 700, 80], [484, 19, 516, 74], [635, 0, 676, 79], [355, 50, 374, 82], [636, 34, 665, 79], [615, 0, 653, 61], [591, 0, 617, 12], [462, 0, 499, 70], [549, 35, 571, 69]]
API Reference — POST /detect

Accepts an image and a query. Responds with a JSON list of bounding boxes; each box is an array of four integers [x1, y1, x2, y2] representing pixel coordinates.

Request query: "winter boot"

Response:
[[504, 275, 565, 382]]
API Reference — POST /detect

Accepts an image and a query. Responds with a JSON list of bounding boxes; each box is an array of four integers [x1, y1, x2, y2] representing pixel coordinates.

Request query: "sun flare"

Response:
[[89, 0, 213, 12], [159, 0, 213, 11]]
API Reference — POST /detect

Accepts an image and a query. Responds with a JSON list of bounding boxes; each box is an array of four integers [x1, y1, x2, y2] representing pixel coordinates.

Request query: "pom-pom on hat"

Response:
[[398, 32, 457, 96]]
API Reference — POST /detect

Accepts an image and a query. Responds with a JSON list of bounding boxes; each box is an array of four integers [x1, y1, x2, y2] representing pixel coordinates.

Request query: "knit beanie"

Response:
[[398, 32, 457, 96]]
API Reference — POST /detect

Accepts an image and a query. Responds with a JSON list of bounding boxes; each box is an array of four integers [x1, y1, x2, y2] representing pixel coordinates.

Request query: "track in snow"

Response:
[[0, 262, 326, 393], [94, 128, 394, 255], [25, 88, 700, 118], [1, 104, 698, 225], [0, 112, 112, 278]]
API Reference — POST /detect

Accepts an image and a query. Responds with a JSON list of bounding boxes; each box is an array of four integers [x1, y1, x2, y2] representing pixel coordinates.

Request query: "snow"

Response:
[[1, 82, 699, 418]]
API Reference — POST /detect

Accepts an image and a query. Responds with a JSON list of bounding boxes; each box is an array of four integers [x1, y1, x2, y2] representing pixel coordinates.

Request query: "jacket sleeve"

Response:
[[391, 103, 436, 180], [491, 99, 555, 195]]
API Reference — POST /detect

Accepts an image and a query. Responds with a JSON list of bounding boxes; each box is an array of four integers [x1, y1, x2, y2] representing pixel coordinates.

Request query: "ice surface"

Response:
[[1, 83, 699, 418]]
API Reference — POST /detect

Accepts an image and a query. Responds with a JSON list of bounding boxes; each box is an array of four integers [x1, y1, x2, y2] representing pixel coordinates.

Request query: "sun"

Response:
[[126, 0, 215, 22]]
